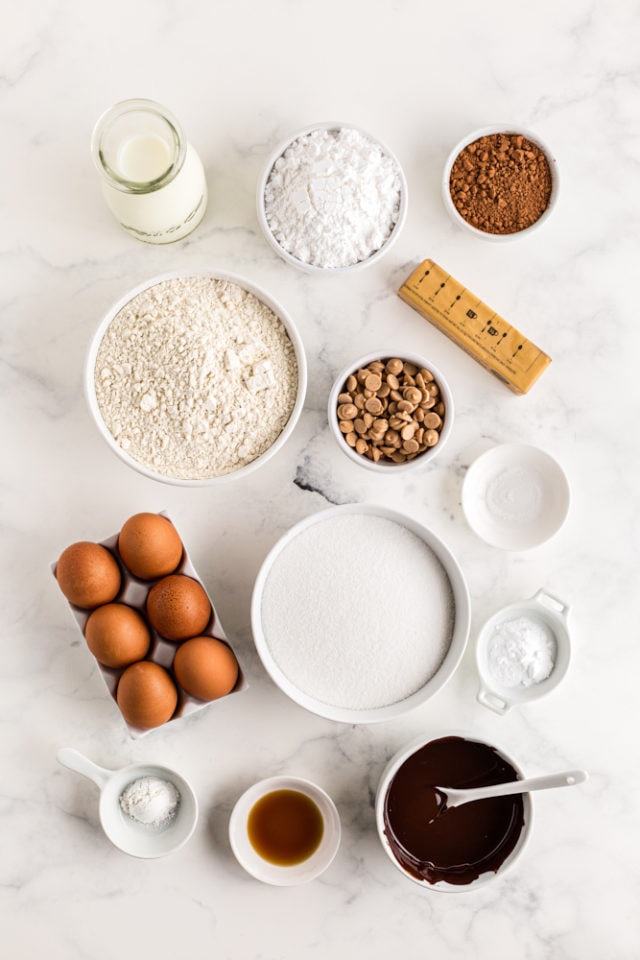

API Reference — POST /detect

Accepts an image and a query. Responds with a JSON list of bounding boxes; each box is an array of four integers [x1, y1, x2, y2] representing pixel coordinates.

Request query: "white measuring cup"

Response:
[[57, 747, 198, 858]]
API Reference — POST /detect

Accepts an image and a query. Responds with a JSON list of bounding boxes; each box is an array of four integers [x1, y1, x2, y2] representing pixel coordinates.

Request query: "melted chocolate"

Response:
[[383, 736, 525, 886]]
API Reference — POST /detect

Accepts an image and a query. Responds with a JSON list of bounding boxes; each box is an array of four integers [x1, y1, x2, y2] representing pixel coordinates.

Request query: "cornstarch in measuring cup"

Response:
[[486, 616, 556, 688], [260, 514, 455, 710], [119, 776, 180, 829]]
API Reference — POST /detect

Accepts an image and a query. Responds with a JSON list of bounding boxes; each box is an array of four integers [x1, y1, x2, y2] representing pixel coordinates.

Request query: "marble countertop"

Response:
[[3, 2, 639, 957]]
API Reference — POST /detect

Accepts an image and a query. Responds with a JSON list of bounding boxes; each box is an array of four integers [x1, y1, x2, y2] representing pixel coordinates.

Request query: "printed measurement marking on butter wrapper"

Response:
[[398, 259, 551, 394]]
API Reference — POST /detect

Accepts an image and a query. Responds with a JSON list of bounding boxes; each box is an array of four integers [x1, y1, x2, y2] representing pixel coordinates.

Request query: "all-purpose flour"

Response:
[[94, 277, 298, 479], [264, 127, 402, 269], [260, 514, 455, 710]]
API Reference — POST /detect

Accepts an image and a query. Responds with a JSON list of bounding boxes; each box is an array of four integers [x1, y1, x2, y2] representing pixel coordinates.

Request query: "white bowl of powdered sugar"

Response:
[[86, 271, 307, 484], [257, 121, 408, 273], [251, 503, 470, 724]]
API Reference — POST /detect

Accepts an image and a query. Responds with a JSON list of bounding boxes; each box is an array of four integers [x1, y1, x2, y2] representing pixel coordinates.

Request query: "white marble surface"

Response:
[[3, 2, 639, 957]]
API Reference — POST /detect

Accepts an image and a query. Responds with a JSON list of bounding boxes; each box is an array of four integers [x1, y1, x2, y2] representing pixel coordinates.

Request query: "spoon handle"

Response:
[[57, 747, 113, 790], [445, 769, 588, 807]]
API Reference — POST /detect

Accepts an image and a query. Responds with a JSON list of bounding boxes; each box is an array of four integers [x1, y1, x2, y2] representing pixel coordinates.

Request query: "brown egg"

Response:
[[116, 660, 178, 728], [173, 636, 239, 701], [84, 603, 151, 668], [146, 574, 212, 641], [118, 512, 183, 580], [56, 542, 121, 609]]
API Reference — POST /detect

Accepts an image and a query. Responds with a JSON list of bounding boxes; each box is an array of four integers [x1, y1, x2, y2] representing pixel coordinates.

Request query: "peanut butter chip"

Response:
[[423, 412, 442, 429], [336, 357, 446, 465], [386, 358, 404, 375], [337, 403, 358, 420], [404, 386, 422, 405]]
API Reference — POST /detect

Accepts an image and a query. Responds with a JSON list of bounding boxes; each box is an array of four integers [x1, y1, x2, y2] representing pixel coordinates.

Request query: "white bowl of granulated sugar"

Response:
[[85, 270, 307, 485], [251, 503, 470, 724], [257, 121, 408, 274]]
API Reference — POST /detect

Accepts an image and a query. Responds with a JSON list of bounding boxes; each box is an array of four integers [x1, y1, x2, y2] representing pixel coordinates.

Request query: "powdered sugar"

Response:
[[259, 514, 455, 710], [263, 127, 402, 269], [94, 276, 299, 480]]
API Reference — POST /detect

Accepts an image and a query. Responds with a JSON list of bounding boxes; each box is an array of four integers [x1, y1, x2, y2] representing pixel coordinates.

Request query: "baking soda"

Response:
[[486, 616, 556, 688], [259, 514, 455, 710]]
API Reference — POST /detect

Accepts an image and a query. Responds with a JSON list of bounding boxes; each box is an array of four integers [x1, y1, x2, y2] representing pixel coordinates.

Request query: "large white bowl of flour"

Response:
[[85, 271, 307, 485], [251, 504, 470, 723]]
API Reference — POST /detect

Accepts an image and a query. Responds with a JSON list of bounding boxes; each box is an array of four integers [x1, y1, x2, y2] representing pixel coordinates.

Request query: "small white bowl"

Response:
[[257, 121, 408, 274], [375, 732, 532, 892], [58, 748, 198, 859], [327, 351, 454, 473], [85, 270, 307, 486], [251, 503, 470, 724], [461, 443, 570, 550], [228, 776, 341, 885], [442, 124, 559, 241], [475, 589, 572, 714]]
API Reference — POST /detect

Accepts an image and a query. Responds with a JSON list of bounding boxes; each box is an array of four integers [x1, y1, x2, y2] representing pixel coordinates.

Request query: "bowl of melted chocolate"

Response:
[[376, 734, 532, 891]]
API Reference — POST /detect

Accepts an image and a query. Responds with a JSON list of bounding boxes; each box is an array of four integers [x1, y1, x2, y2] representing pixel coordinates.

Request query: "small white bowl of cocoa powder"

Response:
[[442, 124, 559, 241], [328, 351, 454, 473]]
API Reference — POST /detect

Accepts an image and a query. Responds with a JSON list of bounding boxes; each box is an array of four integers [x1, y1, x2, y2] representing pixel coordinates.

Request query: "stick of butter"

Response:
[[398, 259, 551, 395]]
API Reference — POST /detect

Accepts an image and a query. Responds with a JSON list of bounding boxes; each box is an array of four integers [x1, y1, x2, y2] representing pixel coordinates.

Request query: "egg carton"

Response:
[[51, 512, 248, 738]]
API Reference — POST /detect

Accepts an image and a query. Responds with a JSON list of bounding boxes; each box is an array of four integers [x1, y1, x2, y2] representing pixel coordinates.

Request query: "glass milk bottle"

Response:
[[91, 99, 207, 243]]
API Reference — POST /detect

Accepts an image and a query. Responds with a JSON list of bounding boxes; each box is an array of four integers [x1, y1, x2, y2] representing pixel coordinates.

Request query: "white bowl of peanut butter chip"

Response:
[[328, 352, 454, 472]]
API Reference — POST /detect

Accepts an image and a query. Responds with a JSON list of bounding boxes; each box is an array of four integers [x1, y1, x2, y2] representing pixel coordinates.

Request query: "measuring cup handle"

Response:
[[57, 747, 113, 790], [477, 687, 511, 715], [533, 589, 570, 620]]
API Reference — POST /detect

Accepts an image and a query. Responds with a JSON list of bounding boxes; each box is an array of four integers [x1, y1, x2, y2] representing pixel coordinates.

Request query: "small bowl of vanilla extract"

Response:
[[228, 775, 341, 885]]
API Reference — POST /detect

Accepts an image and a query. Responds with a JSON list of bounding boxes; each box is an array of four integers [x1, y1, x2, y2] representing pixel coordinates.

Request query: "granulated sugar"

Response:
[[264, 127, 402, 269], [94, 276, 298, 480], [260, 514, 455, 710]]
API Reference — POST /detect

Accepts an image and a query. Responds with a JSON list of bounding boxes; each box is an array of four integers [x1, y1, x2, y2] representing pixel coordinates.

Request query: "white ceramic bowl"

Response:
[[257, 121, 408, 274], [375, 732, 532, 892], [462, 443, 570, 550], [251, 503, 470, 723], [327, 351, 454, 473], [442, 124, 559, 241], [475, 589, 572, 714], [85, 270, 307, 486], [228, 776, 341, 885]]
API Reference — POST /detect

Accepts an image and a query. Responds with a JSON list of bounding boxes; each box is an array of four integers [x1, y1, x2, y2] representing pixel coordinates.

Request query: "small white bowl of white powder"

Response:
[[86, 271, 306, 485], [257, 122, 407, 273], [475, 589, 572, 714], [251, 503, 470, 723]]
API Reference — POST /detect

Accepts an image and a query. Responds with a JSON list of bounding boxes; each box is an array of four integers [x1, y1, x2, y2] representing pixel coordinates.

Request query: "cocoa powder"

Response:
[[449, 132, 552, 235]]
